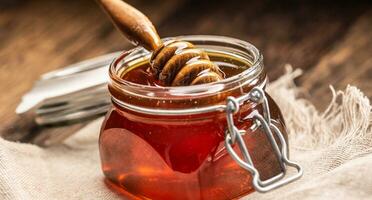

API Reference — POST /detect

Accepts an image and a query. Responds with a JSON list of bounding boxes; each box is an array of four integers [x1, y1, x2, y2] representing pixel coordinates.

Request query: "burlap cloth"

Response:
[[1, 67, 371, 199]]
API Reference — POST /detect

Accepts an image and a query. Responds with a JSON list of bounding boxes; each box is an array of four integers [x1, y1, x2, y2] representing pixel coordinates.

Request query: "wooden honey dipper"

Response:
[[97, 0, 224, 86]]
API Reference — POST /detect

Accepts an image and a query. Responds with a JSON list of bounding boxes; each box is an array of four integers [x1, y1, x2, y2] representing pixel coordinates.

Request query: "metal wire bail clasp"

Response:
[[224, 87, 303, 193]]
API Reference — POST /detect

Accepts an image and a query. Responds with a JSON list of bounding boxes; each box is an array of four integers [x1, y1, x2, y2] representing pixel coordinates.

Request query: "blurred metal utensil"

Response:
[[16, 52, 120, 126], [9, 52, 120, 146]]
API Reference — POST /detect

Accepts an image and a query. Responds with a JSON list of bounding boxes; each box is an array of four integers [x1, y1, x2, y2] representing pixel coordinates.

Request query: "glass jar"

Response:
[[99, 35, 302, 200]]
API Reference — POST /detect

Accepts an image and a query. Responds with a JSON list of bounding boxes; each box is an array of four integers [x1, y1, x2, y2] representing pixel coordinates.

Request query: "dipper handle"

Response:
[[97, 0, 162, 51]]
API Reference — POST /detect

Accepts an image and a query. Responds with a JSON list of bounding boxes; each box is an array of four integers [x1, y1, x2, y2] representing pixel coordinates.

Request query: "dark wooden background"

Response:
[[1, 0, 371, 141]]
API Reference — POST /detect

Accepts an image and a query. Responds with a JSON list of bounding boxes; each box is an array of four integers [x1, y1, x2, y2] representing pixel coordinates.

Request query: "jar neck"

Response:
[[108, 35, 266, 115]]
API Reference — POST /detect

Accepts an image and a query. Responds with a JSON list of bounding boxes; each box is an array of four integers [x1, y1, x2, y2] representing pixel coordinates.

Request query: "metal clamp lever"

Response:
[[224, 87, 303, 193]]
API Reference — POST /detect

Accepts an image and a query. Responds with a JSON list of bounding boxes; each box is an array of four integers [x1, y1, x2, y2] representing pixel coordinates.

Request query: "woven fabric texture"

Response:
[[1, 67, 371, 200]]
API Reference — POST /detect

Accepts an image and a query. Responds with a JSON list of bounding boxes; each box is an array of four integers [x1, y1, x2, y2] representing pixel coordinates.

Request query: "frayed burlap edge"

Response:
[[247, 65, 372, 200]]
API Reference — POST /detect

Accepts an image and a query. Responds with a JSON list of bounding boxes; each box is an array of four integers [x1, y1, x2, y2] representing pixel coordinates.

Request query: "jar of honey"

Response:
[[99, 35, 302, 200]]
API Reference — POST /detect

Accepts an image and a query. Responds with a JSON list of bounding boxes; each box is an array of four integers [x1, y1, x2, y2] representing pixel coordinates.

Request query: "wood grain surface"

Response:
[[0, 0, 371, 143]]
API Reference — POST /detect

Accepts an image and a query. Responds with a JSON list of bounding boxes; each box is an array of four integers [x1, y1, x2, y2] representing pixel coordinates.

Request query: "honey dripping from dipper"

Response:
[[98, 0, 231, 86], [149, 40, 224, 86]]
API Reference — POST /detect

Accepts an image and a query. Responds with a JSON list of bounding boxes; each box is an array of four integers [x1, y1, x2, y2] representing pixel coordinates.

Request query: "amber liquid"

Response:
[[100, 53, 285, 200], [121, 52, 248, 87]]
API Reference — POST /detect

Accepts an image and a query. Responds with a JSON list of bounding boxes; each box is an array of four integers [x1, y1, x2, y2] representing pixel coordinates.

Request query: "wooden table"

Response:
[[1, 0, 371, 143]]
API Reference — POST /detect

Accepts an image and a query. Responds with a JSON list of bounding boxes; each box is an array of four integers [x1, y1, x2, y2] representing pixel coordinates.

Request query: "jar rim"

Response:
[[108, 35, 266, 115], [109, 35, 263, 94]]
